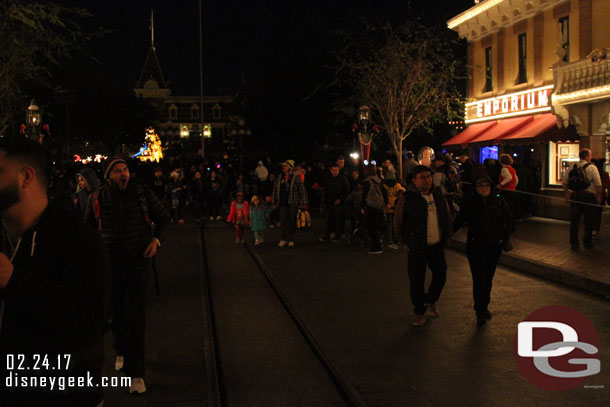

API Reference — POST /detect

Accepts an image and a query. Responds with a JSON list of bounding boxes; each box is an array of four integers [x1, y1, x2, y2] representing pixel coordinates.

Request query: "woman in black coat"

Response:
[[454, 174, 513, 325]]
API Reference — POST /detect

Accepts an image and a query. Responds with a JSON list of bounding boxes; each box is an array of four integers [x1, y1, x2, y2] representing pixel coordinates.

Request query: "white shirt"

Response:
[[422, 193, 441, 245], [562, 160, 601, 194]]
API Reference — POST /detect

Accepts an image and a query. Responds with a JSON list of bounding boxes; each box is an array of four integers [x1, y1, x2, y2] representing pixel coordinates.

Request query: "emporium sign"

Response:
[[465, 85, 553, 123]]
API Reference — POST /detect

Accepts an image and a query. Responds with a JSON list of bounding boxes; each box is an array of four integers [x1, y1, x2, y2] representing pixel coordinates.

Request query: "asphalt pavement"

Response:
[[94, 212, 610, 406]]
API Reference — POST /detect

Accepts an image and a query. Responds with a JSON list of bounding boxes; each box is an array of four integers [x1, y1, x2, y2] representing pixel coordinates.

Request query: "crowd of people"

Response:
[[1, 135, 609, 404]]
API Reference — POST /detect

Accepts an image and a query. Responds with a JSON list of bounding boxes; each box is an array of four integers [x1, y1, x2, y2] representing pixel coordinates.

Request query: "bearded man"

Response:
[[0, 138, 110, 406]]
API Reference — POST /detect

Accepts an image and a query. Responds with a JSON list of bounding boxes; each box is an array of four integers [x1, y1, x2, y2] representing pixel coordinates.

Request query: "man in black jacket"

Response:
[[86, 157, 170, 395], [319, 163, 350, 242], [0, 138, 111, 406], [399, 166, 453, 327]]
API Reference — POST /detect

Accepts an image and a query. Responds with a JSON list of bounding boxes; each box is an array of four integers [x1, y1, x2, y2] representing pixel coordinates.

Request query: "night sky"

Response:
[[52, 0, 476, 156]]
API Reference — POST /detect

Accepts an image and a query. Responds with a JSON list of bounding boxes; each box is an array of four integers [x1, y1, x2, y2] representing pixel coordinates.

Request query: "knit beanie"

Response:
[[103, 157, 128, 179]]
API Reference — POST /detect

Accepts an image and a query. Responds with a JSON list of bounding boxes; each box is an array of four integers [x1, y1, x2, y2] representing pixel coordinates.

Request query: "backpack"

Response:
[[567, 163, 591, 192], [366, 178, 384, 210]]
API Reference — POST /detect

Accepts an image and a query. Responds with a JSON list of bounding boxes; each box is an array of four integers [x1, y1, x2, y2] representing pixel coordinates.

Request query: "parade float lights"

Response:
[[132, 126, 163, 162], [73, 154, 108, 165]]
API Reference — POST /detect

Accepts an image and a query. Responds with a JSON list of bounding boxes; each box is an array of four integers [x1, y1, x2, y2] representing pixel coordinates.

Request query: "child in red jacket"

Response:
[[227, 192, 250, 243]]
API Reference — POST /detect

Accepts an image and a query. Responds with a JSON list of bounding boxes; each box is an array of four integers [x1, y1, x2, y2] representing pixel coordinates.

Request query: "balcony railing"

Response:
[[553, 50, 610, 104]]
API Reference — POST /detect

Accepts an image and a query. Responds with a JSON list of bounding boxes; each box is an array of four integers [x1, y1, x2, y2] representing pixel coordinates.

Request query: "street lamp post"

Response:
[[356, 105, 377, 163], [26, 99, 41, 141]]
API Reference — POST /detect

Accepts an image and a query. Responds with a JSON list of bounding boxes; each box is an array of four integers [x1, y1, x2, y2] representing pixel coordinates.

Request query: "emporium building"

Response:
[[443, 0, 610, 220]]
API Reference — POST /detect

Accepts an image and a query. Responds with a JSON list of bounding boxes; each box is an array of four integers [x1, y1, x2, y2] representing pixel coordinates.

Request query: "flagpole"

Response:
[[199, 0, 205, 158]]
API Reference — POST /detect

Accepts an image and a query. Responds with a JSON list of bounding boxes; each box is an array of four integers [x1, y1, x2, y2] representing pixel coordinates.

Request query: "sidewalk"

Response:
[[450, 216, 610, 299]]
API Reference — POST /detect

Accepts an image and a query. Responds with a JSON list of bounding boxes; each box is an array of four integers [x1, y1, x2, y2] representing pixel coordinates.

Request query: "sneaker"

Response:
[[278, 240, 288, 247], [319, 237, 330, 242], [368, 249, 383, 254], [114, 356, 124, 371], [129, 377, 147, 394], [426, 303, 439, 317], [216, 216, 222, 221], [412, 314, 426, 326], [288, 241, 295, 247], [255, 239, 260, 246], [388, 243, 399, 250]]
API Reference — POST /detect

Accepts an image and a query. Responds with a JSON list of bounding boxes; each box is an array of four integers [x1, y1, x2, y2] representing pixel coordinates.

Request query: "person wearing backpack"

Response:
[[85, 157, 170, 394], [562, 148, 602, 249], [361, 164, 388, 254]]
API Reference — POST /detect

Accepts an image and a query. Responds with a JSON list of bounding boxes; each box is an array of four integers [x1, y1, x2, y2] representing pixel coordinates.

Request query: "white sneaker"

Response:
[[216, 216, 222, 221], [288, 241, 295, 247], [129, 377, 147, 394], [114, 355, 124, 371], [278, 240, 287, 247]]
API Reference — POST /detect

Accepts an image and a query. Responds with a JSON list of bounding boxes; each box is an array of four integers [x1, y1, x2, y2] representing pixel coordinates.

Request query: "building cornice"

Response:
[[448, 0, 569, 42]]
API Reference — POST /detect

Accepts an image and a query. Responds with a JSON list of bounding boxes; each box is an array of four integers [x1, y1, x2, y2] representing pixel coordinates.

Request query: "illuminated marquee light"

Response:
[[553, 84, 610, 103], [447, 0, 504, 29], [466, 107, 552, 124], [465, 85, 553, 123]]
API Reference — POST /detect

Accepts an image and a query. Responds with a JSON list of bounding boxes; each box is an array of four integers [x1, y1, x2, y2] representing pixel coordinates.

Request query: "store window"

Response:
[[484, 46, 492, 93], [548, 141, 579, 185], [559, 16, 569, 63], [480, 146, 498, 163], [517, 33, 527, 84]]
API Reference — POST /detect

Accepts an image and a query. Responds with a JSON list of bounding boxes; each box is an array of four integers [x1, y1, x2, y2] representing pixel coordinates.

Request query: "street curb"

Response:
[[449, 239, 610, 301]]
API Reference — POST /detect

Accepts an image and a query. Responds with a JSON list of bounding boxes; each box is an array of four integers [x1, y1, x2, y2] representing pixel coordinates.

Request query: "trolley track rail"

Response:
[[200, 220, 366, 407]]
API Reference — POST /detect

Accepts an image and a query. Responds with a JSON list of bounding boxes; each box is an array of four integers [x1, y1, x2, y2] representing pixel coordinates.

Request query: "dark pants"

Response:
[[466, 242, 502, 312], [279, 205, 298, 241], [324, 203, 345, 238], [112, 262, 151, 378], [365, 206, 384, 250], [570, 192, 597, 248], [384, 212, 395, 245], [407, 243, 447, 315]]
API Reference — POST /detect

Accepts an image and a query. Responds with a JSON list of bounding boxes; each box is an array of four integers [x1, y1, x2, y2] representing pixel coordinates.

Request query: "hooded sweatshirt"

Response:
[[0, 199, 111, 394], [73, 168, 100, 217]]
